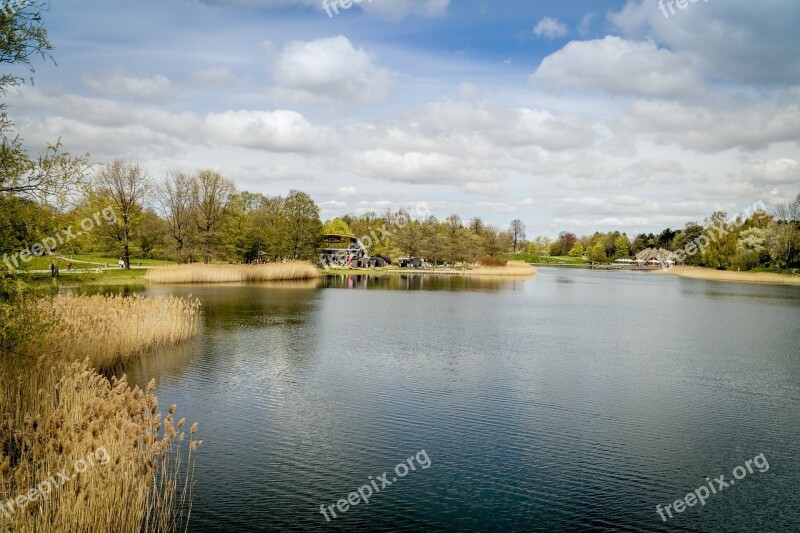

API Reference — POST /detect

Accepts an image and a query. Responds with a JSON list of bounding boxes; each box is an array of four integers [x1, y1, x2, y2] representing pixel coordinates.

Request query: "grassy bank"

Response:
[[509, 254, 588, 266], [659, 266, 800, 286], [462, 260, 536, 277], [0, 293, 202, 532], [145, 261, 320, 284]]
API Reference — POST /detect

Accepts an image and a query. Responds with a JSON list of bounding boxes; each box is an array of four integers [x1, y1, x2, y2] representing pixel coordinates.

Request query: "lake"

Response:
[[114, 268, 800, 532]]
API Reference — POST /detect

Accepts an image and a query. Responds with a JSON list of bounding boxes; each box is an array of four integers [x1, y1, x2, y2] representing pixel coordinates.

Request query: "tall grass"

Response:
[[29, 294, 202, 370], [1, 293, 203, 532], [0, 360, 201, 532], [462, 260, 536, 277], [146, 262, 320, 284], [662, 266, 800, 285]]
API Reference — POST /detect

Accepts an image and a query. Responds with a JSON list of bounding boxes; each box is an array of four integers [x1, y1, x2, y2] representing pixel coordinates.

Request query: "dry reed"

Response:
[[29, 294, 202, 370], [0, 293, 203, 532], [462, 260, 536, 277], [660, 266, 800, 286], [0, 360, 200, 533], [146, 262, 320, 284]]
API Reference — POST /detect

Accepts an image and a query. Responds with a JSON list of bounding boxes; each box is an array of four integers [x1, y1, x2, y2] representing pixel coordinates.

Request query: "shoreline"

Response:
[[656, 266, 800, 286]]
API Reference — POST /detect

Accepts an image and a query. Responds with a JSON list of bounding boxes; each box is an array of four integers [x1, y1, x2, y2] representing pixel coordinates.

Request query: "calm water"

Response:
[[115, 269, 800, 532]]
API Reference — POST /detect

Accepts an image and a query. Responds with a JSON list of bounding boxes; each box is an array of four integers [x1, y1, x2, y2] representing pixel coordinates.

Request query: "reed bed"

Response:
[[31, 295, 202, 370], [0, 293, 203, 532], [661, 266, 800, 286], [0, 360, 200, 533], [146, 262, 320, 284], [462, 260, 536, 277]]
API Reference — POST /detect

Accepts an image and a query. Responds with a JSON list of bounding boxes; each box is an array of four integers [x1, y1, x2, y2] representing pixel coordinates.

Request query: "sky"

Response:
[[7, 0, 800, 237]]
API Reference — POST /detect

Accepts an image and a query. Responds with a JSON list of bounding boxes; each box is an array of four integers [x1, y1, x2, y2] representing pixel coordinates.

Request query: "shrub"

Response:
[[474, 256, 507, 267]]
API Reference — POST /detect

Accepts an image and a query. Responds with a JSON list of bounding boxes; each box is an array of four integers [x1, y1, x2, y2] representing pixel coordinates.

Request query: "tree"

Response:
[[549, 232, 577, 257], [222, 191, 267, 263], [392, 210, 425, 258], [510, 219, 526, 253], [191, 169, 235, 263], [614, 235, 630, 258], [282, 190, 322, 260], [154, 171, 194, 263], [672, 223, 704, 266], [567, 242, 585, 257], [733, 227, 768, 270], [0, 2, 89, 205], [768, 193, 800, 268], [587, 241, 607, 262], [702, 212, 737, 269], [92, 160, 150, 269], [323, 218, 353, 236]]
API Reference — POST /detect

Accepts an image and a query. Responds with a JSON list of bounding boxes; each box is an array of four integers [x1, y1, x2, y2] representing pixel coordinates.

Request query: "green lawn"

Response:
[[11, 254, 174, 271], [509, 254, 588, 265], [25, 267, 148, 286]]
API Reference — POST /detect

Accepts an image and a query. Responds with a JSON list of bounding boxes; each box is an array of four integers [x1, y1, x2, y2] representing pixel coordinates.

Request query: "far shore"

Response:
[[327, 261, 535, 278], [656, 266, 800, 286]]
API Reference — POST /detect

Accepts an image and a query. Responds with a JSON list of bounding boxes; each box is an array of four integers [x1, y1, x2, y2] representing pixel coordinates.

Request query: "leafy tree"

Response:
[[0, 2, 89, 205], [567, 242, 585, 257], [702, 212, 738, 269], [672, 223, 705, 266], [733, 227, 768, 270], [767, 193, 800, 268], [549, 232, 577, 257], [281, 190, 322, 260], [614, 235, 630, 258], [191, 169, 235, 263], [323, 218, 353, 236], [587, 241, 607, 263]]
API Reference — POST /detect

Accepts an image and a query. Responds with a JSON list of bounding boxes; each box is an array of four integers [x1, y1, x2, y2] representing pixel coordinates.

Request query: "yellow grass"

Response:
[[660, 266, 800, 286], [462, 260, 536, 277], [146, 262, 320, 284], [0, 360, 201, 532], [1, 293, 203, 532], [31, 294, 202, 370]]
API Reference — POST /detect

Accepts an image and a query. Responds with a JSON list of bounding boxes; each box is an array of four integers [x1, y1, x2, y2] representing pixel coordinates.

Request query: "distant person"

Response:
[[67, 261, 72, 271], [118, 258, 125, 269], [50, 262, 56, 277]]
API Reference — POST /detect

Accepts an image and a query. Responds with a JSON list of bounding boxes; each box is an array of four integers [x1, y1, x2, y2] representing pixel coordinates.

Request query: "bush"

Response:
[[475, 256, 507, 267]]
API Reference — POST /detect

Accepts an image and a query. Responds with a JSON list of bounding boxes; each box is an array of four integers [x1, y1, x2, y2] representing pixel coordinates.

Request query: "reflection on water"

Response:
[[95, 269, 800, 532], [322, 273, 529, 291]]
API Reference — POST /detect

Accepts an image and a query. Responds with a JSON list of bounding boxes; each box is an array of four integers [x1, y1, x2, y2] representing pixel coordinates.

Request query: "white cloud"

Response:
[[82, 69, 174, 103], [530, 36, 705, 98], [337, 186, 358, 197], [269, 36, 392, 106], [205, 110, 335, 153], [610, 0, 800, 85], [533, 17, 568, 39], [748, 159, 800, 185], [619, 98, 800, 153]]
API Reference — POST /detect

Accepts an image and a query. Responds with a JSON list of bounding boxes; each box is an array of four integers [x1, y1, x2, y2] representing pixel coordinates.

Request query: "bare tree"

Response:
[[510, 219, 526, 252], [154, 171, 193, 263], [94, 160, 150, 269], [191, 169, 235, 263]]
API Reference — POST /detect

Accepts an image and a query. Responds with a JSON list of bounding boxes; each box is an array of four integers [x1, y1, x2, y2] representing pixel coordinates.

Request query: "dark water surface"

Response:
[[116, 269, 799, 532]]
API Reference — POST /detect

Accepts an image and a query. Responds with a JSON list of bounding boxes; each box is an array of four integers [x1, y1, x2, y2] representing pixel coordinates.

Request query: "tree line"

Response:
[[536, 197, 800, 271]]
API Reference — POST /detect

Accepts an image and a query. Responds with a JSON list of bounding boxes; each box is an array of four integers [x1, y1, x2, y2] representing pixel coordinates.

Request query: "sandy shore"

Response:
[[657, 266, 800, 286]]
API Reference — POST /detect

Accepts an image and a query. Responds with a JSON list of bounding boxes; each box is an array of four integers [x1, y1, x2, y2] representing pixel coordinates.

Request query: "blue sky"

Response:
[[9, 0, 800, 237]]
